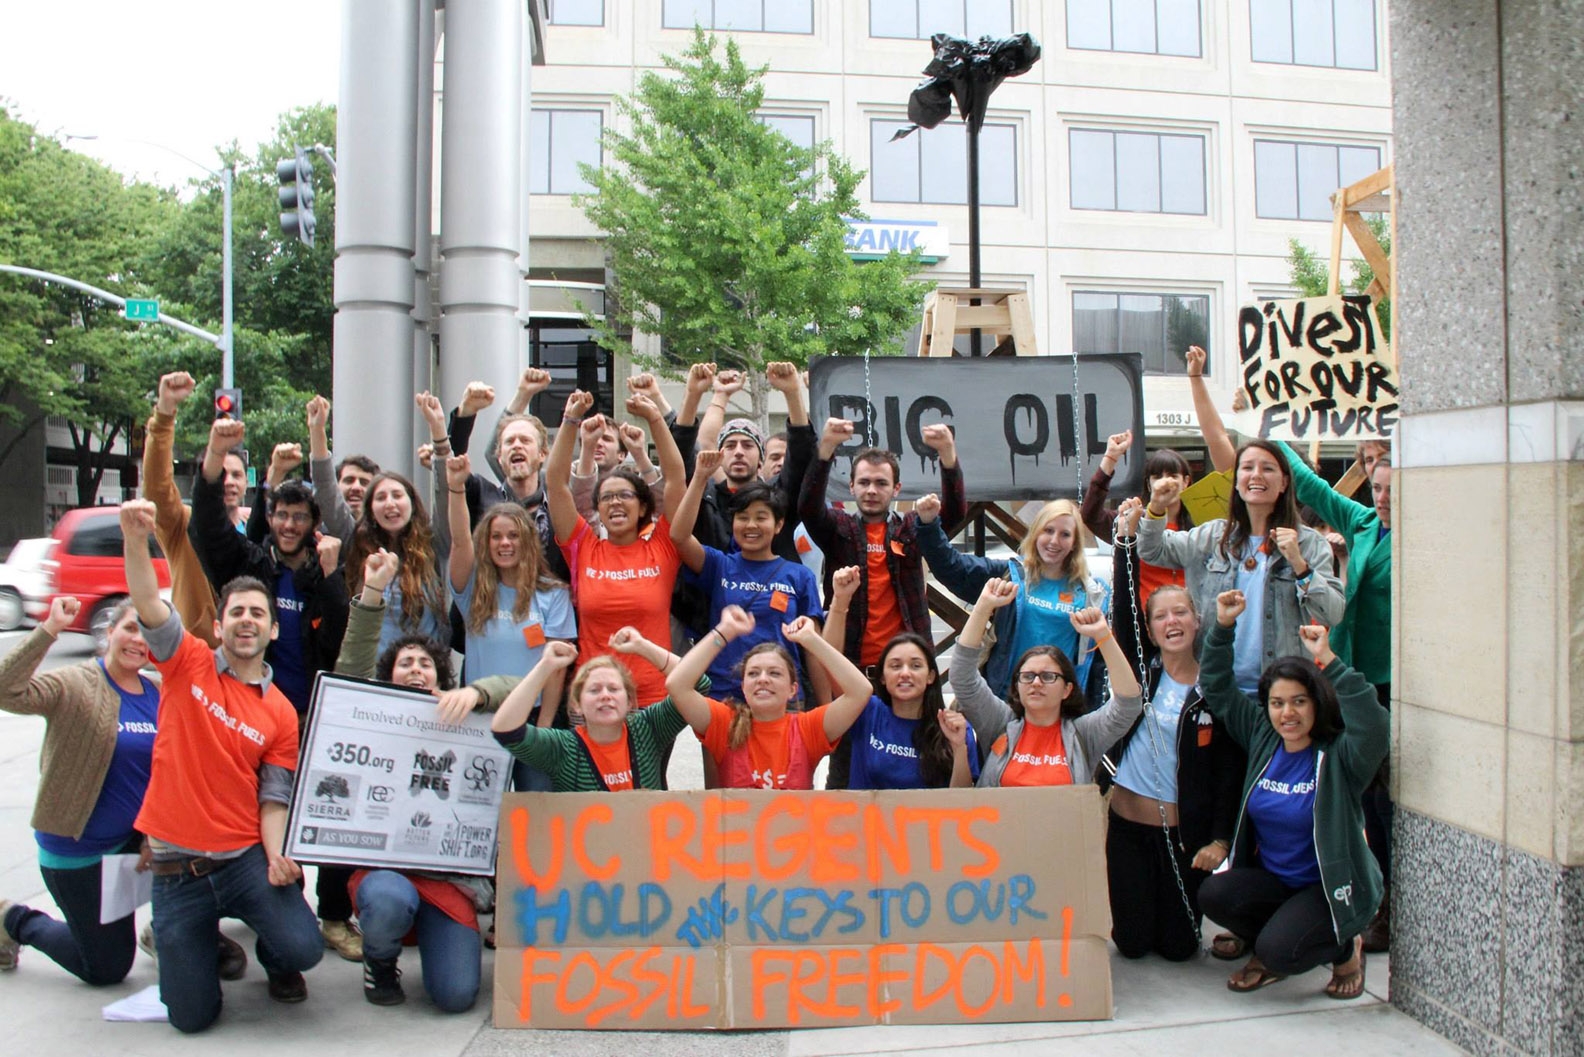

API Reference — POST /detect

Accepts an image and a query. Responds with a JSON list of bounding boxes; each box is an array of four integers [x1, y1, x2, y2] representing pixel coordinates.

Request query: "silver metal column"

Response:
[[437, 0, 526, 405], [412, 0, 438, 462], [333, 0, 420, 473]]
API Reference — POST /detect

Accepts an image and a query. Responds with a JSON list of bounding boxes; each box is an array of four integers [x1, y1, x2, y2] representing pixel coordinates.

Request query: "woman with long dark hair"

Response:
[[1196, 589, 1387, 1000], [952, 579, 1142, 788], [1138, 438, 1343, 695]]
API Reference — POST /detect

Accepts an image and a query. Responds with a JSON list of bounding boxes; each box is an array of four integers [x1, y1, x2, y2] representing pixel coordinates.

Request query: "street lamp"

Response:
[[63, 134, 235, 387]]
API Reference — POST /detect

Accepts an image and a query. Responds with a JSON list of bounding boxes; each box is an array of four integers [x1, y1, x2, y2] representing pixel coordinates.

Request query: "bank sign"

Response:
[[843, 218, 950, 262]]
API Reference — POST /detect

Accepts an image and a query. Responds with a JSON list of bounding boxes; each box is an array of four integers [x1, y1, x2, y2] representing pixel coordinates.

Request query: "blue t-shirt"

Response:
[[1003, 564, 1109, 694], [270, 568, 309, 711], [1233, 537, 1269, 694], [1114, 671, 1190, 804], [376, 578, 449, 655], [456, 573, 577, 686], [683, 547, 824, 704], [845, 695, 980, 790], [36, 662, 158, 861], [1246, 744, 1321, 887]]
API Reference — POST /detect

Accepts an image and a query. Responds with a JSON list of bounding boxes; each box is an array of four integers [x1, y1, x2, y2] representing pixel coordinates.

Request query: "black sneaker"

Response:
[[267, 970, 308, 1003], [217, 932, 248, 981], [363, 956, 405, 1006]]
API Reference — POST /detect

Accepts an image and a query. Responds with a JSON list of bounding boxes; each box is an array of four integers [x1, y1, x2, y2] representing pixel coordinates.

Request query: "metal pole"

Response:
[[222, 164, 234, 387], [966, 119, 986, 557], [0, 264, 224, 346]]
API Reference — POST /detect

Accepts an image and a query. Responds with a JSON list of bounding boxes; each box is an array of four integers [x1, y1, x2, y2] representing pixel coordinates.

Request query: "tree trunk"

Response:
[[749, 370, 769, 434]]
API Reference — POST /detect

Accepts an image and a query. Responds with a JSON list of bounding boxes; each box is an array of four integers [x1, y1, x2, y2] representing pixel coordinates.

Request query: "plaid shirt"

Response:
[[797, 455, 967, 660]]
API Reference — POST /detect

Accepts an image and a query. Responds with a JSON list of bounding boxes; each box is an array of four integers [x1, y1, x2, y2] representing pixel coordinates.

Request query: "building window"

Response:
[[1066, 0, 1201, 57], [869, 0, 1013, 40], [758, 113, 816, 151], [870, 119, 1018, 206], [1069, 129, 1206, 215], [663, 0, 813, 33], [1253, 140, 1381, 221], [1250, 0, 1377, 69], [1073, 291, 1211, 376], [547, 0, 603, 25], [530, 109, 603, 195]]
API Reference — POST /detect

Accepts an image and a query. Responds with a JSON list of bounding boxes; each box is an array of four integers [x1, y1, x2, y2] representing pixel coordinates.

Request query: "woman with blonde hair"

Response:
[[917, 494, 1110, 700]]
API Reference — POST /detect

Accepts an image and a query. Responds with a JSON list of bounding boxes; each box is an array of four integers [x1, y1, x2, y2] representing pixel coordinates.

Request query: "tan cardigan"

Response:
[[0, 626, 132, 838]]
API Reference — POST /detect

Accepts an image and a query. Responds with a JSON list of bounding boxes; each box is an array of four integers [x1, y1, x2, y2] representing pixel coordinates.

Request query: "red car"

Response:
[[34, 507, 172, 646]]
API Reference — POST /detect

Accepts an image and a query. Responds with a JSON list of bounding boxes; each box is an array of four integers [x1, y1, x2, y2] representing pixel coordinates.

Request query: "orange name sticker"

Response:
[[1197, 725, 1212, 748], [522, 623, 547, 649], [769, 590, 789, 612], [889, 539, 905, 556], [1059, 592, 1074, 604]]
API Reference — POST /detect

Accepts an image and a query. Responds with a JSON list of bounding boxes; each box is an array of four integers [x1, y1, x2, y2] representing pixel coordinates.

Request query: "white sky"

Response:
[[0, 0, 341, 187]]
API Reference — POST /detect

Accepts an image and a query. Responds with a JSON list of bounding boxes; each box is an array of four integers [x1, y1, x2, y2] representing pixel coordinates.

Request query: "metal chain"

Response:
[[1069, 358, 1085, 507], [862, 347, 873, 448]]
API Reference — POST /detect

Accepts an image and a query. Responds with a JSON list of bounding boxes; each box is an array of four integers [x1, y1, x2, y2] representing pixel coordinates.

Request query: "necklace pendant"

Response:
[[1244, 556, 1258, 571]]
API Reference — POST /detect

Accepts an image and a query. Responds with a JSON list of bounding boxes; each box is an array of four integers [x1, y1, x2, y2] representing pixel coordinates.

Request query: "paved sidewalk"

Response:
[[0, 632, 1466, 1056]]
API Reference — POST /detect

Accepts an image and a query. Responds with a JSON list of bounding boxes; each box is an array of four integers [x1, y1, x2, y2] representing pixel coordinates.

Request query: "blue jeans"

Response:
[[151, 845, 322, 1033], [354, 870, 480, 1013], [9, 834, 141, 985]]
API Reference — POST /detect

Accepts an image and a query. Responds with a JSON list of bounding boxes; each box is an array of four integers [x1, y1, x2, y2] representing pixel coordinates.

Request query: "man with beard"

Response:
[[188, 417, 358, 959], [798, 418, 966, 668], [445, 369, 568, 580], [121, 499, 323, 1031]]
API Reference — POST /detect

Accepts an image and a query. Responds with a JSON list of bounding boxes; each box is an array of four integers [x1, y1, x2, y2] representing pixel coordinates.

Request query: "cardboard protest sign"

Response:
[[1179, 469, 1233, 526], [807, 354, 1145, 502], [493, 788, 1112, 1031], [1237, 294, 1398, 441]]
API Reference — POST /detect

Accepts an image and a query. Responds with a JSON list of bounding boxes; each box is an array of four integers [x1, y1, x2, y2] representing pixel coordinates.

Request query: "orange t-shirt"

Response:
[[860, 522, 903, 666], [576, 727, 635, 792], [135, 630, 300, 852], [561, 515, 681, 707], [996, 722, 1075, 787], [698, 698, 834, 789], [1136, 519, 1187, 610]]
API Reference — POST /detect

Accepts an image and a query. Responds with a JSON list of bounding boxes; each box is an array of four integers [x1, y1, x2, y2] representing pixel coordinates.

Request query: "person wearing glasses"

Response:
[[188, 415, 359, 960], [547, 389, 687, 708], [952, 578, 1142, 788]]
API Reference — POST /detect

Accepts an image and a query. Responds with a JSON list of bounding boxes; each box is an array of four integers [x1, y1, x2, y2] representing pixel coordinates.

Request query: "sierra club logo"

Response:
[[410, 749, 456, 799]]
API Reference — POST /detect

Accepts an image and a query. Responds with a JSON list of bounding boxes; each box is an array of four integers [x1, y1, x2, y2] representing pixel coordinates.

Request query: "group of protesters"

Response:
[[0, 348, 1393, 1027]]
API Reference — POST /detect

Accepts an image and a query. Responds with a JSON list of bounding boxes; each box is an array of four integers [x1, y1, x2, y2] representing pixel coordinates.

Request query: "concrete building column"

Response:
[[332, 0, 419, 473], [437, 0, 526, 406], [412, 0, 438, 463], [1389, 1, 1584, 1053]]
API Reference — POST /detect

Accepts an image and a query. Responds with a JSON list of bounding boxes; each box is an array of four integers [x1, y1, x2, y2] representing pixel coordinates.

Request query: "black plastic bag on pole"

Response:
[[900, 33, 1042, 135]]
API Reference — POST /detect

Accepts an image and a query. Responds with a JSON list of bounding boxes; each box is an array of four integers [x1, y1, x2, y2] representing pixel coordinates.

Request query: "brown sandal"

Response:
[[1325, 937, 1366, 1000], [1211, 931, 1248, 960], [1226, 955, 1286, 992]]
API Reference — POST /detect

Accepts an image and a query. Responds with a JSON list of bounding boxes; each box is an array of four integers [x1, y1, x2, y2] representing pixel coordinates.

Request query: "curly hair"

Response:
[[465, 503, 562, 636], [345, 473, 444, 632], [374, 634, 457, 691]]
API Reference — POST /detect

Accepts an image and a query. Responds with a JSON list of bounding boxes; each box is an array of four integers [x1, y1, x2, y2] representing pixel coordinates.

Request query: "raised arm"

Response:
[[1299, 625, 1389, 782], [669, 448, 719, 573], [666, 605, 754, 734], [491, 641, 578, 733], [0, 597, 83, 717], [949, 579, 1019, 752], [1196, 591, 1266, 748], [445, 454, 475, 593], [1135, 476, 1200, 569], [1068, 607, 1146, 761], [913, 493, 1008, 603], [121, 500, 171, 627], [547, 390, 593, 545], [1186, 346, 1237, 473], [143, 372, 192, 533], [799, 419, 853, 547], [191, 418, 255, 588], [920, 423, 968, 533], [607, 626, 682, 686], [784, 617, 873, 743], [820, 565, 861, 652], [697, 370, 743, 459], [306, 395, 356, 543], [414, 391, 453, 558], [1083, 430, 1132, 542], [629, 392, 686, 523]]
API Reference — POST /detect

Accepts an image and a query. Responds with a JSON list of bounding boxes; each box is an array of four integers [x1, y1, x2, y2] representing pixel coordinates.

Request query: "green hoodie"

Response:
[[1199, 620, 1389, 941]]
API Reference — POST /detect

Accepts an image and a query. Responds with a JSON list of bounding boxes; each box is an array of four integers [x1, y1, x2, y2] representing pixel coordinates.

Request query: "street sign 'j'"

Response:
[[123, 298, 159, 322]]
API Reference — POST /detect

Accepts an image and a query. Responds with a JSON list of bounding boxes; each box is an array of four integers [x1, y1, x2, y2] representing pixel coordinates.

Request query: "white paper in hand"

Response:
[[99, 855, 152, 924]]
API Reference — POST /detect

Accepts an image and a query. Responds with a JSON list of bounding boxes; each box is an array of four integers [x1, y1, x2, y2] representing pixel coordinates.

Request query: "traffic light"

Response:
[[214, 388, 242, 421], [276, 146, 316, 247]]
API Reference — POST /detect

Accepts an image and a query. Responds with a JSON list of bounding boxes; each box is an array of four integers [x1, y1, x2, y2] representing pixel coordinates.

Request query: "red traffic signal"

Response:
[[214, 387, 242, 421]]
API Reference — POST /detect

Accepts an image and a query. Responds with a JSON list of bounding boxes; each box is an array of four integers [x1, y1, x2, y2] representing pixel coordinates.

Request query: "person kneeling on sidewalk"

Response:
[[121, 500, 323, 1032]]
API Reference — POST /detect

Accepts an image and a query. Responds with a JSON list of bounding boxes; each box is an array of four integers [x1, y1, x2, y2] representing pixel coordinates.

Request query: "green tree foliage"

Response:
[[0, 108, 184, 503], [576, 30, 927, 424], [0, 105, 337, 506], [1287, 213, 1392, 341]]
